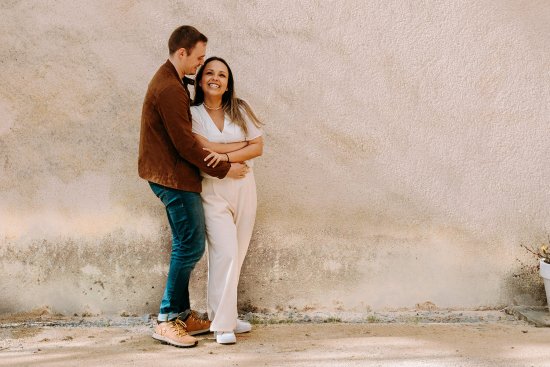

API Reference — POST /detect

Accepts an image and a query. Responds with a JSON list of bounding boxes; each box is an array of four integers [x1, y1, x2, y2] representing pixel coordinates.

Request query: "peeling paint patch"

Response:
[[0, 236, 171, 314]]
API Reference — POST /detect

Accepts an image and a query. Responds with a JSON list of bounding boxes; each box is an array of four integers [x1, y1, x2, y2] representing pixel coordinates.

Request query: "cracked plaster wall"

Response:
[[1, 0, 550, 315]]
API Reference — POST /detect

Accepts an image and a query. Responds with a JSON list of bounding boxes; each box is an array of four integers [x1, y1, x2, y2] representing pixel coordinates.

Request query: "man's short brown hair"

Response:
[[168, 25, 208, 55]]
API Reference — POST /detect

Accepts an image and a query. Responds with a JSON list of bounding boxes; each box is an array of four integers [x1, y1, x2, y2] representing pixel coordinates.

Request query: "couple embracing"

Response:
[[138, 25, 263, 347]]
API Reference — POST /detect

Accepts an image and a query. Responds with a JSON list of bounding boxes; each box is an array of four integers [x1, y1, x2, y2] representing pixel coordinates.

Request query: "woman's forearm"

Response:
[[194, 133, 263, 163], [226, 137, 263, 162], [194, 134, 247, 153], [207, 141, 248, 153]]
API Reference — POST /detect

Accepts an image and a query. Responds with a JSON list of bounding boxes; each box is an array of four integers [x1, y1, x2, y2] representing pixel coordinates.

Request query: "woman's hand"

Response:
[[226, 162, 249, 179], [203, 148, 228, 167]]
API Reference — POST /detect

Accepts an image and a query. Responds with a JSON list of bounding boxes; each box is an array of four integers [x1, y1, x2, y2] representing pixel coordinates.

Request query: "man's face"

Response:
[[182, 41, 206, 75]]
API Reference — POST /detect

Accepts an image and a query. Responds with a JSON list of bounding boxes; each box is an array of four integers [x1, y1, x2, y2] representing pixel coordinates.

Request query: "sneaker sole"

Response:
[[187, 328, 211, 336], [215, 332, 237, 344], [152, 333, 197, 347]]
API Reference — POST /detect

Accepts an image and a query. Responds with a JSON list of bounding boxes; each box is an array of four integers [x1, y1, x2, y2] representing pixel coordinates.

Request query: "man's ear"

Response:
[[178, 48, 187, 58]]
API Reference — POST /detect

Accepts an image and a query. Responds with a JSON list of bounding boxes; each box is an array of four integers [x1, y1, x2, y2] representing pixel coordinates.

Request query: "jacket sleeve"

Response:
[[156, 84, 230, 179]]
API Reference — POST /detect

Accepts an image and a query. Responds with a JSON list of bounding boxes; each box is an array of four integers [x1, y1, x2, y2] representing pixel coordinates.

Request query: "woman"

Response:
[[190, 56, 263, 345]]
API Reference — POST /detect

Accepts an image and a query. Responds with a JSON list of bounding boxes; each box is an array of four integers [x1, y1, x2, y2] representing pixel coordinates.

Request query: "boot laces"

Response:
[[190, 310, 209, 325], [170, 318, 189, 336]]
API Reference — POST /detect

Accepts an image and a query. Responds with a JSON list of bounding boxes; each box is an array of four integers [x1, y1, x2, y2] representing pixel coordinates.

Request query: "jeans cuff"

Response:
[[158, 312, 180, 322], [177, 310, 191, 320]]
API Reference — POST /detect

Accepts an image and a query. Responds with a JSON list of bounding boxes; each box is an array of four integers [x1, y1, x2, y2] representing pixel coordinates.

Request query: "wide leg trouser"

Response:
[[201, 172, 257, 332]]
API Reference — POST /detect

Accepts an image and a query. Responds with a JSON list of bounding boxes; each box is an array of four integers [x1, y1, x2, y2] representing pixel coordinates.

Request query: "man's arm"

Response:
[[157, 84, 230, 178]]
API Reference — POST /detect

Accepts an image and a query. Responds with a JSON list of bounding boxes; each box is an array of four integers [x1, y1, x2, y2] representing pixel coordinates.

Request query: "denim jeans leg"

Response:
[[149, 182, 206, 322]]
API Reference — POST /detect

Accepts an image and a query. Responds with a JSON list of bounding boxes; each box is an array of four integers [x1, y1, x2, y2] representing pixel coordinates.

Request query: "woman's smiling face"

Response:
[[199, 60, 229, 98]]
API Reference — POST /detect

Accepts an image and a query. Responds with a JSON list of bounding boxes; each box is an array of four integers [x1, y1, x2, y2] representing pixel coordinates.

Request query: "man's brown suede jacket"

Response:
[[138, 60, 230, 192]]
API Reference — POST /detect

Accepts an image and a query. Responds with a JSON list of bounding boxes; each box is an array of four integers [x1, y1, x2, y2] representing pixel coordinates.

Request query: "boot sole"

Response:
[[187, 328, 211, 336], [152, 333, 197, 347]]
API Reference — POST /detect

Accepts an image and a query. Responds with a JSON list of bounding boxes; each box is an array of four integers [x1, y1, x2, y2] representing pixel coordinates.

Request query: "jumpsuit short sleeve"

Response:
[[244, 113, 262, 141]]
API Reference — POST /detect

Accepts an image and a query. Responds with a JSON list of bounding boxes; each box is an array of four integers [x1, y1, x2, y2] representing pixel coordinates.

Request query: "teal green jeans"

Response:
[[149, 182, 206, 322]]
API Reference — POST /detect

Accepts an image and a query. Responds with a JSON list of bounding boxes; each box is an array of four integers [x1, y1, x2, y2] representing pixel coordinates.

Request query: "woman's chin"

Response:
[[204, 92, 223, 99]]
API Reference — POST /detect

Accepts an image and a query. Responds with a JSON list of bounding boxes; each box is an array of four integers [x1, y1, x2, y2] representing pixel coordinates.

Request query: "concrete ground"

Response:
[[1, 311, 550, 367]]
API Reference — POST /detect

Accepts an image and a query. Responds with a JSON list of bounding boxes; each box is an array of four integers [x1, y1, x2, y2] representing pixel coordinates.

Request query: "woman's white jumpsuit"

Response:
[[191, 104, 262, 332]]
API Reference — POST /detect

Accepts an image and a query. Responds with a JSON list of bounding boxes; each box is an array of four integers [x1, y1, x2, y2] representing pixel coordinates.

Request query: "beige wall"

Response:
[[1, 1, 550, 315]]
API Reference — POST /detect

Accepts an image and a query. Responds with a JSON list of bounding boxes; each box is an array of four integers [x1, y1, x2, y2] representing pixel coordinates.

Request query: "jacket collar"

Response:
[[164, 59, 193, 95], [164, 59, 181, 80]]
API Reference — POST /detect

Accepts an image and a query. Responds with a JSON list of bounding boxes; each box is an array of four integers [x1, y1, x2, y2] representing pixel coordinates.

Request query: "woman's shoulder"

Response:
[[190, 104, 204, 118]]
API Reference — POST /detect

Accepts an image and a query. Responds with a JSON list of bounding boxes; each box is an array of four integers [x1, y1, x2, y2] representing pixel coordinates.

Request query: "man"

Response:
[[139, 25, 248, 348]]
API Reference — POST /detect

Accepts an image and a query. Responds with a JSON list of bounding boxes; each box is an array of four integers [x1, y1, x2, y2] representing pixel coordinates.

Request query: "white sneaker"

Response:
[[215, 331, 236, 344], [234, 319, 252, 334]]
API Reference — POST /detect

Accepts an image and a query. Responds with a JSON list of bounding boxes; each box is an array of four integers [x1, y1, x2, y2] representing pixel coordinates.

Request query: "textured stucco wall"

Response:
[[1, 0, 550, 315]]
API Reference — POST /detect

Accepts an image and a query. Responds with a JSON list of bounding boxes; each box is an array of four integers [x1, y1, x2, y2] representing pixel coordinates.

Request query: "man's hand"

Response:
[[203, 148, 227, 168], [226, 163, 249, 179]]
